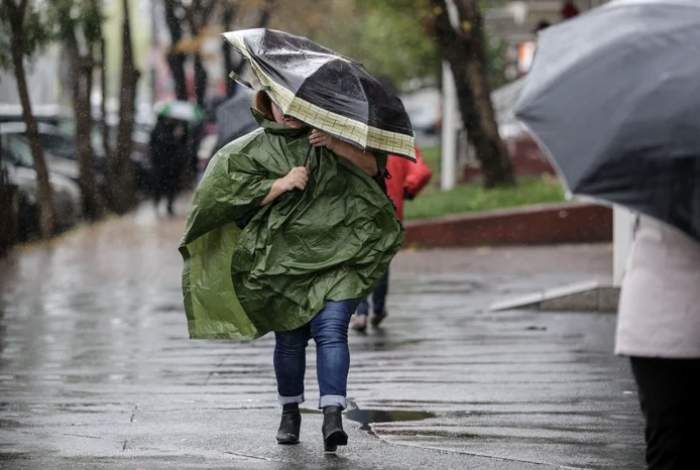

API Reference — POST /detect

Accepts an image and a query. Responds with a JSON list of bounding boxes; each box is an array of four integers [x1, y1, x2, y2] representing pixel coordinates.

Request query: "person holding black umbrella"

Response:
[[150, 115, 189, 215], [180, 29, 415, 452], [256, 90, 383, 449], [515, 2, 700, 467]]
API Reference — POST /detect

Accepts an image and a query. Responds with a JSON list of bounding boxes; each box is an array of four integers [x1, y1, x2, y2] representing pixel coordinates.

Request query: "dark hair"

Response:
[[534, 20, 551, 33], [253, 90, 274, 120]]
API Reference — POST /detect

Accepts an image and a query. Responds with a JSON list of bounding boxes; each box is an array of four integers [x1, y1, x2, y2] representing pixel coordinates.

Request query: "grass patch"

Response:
[[420, 145, 441, 175], [405, 176, 565, 220], [404, 144, 565, 220]]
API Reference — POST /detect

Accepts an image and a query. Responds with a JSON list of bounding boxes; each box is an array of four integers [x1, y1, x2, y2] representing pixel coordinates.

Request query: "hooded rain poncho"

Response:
[[179, 111, 403, 340]]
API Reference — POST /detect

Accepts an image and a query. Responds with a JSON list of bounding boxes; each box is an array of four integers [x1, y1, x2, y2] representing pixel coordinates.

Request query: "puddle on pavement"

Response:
[[344, 409, 436, 431], [298, 407, 436, 431], [0, 452, 30, 461]]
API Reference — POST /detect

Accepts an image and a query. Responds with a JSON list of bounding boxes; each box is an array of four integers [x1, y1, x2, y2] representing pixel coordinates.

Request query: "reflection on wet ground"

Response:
[[345, 409, 436, 431], [0, 203, 643, 469]]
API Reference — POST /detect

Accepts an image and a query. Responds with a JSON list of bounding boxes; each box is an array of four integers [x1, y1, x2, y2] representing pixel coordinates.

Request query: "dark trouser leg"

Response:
[[371, 269, 390, 315], [274, 324, 310, 406], [356, 269, 390, 317], [630, 357, 700, 470], [356, 298, 369, 316], [310, 300, 359, 409], [166, 188, 176, 215], [153, 184, 162, 208]]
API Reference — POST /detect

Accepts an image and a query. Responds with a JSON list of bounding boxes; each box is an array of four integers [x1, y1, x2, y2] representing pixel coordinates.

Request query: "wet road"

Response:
[[0, 203, 644, 469]]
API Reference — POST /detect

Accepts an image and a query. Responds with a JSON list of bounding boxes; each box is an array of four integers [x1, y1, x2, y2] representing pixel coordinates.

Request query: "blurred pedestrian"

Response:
[[615, 216, 700, 469], [149, 115, 189, 215], [352, 148, 432, 331]]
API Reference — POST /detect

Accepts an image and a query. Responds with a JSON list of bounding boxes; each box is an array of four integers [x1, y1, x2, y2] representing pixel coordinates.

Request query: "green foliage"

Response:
[[485, 33, 508, 89], [0, 0, 104, 72], [269, 0, 509, 89], [49, 0, 103, 45], [0, 0, 54, 70], [306, 0, 440, 89]]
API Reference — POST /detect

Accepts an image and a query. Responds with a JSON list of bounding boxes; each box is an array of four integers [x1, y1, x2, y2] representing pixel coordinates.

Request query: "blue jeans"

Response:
[[356, 270, 389, 316], [274, 299, 359, 409]]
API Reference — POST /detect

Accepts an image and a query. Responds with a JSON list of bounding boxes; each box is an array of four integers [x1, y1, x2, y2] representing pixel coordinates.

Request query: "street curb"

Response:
[[404, 202, 612, 247], [490, 280, 620, 313]]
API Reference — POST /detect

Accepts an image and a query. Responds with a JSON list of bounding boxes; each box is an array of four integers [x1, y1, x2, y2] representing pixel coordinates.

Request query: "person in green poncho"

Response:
[[179, 90, 403, 452]]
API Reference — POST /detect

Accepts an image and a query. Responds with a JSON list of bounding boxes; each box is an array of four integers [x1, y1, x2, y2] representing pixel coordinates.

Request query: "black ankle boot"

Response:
[[322, 406, 348, 452], [276, 404, 301, 444]]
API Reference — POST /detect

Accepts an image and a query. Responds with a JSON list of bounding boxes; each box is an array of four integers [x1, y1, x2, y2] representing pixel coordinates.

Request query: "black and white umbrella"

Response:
[[223, 28, 415, 160]]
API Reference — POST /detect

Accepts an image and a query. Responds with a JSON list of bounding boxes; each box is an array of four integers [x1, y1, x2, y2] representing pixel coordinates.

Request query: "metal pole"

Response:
[[440, 62, 458, 190], [613, 206, 635, 286], [440, 0, 461, 191]]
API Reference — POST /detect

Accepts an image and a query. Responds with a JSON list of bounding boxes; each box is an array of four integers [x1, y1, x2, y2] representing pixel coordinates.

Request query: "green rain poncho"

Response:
[[179, 113, 404, 340]]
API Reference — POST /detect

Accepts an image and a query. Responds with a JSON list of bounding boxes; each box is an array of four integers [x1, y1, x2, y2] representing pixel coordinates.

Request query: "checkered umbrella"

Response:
[[223, 28, 416, 160]]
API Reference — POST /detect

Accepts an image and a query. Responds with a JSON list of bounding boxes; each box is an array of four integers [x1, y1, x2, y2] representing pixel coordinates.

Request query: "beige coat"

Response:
[[615, 216, 700, 358]]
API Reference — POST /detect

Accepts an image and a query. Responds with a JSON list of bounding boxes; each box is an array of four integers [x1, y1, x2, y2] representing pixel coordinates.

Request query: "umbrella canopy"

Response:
[[214, 87, 258, 152], [154, 100, 203, 124], [223, 28, 416, 160], [515, 0, 700, 240]]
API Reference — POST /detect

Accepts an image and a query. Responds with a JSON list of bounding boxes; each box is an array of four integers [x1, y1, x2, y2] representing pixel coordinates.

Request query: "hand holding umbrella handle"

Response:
[[309, 129, 378, 176]]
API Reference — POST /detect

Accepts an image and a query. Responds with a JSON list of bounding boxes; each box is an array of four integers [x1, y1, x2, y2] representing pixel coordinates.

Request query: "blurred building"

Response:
[[484, 0, 609, 78]]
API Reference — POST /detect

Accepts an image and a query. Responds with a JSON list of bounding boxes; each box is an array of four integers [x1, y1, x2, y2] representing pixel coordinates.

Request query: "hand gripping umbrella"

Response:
[[515, 0, 700, 240], [223, 28, 416, 160]]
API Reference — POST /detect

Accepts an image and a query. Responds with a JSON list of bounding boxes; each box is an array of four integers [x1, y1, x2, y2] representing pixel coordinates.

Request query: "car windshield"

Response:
[[1, 134, 34, 167], [37, 132, 74, 159]]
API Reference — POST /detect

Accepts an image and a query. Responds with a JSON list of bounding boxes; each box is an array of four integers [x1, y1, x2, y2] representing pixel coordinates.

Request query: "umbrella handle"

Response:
[[303, 144, 313, 167]]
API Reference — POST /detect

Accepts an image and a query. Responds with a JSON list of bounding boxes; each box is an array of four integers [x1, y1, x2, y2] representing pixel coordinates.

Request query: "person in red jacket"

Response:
[[351, 147, 432, 331]]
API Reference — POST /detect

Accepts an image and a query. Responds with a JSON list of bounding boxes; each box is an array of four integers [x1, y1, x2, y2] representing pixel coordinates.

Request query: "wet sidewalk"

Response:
[[0, 203, 644, 469]]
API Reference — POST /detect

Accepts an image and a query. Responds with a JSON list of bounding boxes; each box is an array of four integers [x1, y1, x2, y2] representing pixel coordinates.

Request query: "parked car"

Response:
[[0, 144, 82, 240], [0, 124, 84, 182], [0, 165, 19, 254], [0, 107, 154, 193]]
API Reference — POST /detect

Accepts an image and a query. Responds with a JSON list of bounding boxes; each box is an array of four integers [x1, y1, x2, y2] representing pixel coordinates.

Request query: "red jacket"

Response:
[[385, 147, 432, 221]]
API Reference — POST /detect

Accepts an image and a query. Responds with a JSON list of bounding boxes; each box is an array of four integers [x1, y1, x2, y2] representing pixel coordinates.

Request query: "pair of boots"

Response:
[[276, 403, 347, 452]]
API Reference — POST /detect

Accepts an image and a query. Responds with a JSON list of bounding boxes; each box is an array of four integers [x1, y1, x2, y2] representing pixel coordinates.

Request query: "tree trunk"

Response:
[[8, 4, 56, 237], [66, 32, 102, 219], [109, 0, 139, 214], [99, 35, 112, 163], [164, 0, 188, 100], [223, 0, 274, 96], [429, 0, 514, 188], [193, 52, 207, 107], [221, 4, 236, 97], [257, 0, 274, 29], [187, 1, 214, 107]]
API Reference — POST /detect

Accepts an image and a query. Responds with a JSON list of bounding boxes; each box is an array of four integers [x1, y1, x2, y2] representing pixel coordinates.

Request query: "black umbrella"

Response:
[[515, 0, 700, 240], [214, 87, 258, 153], [223, 28, 415, 160]]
